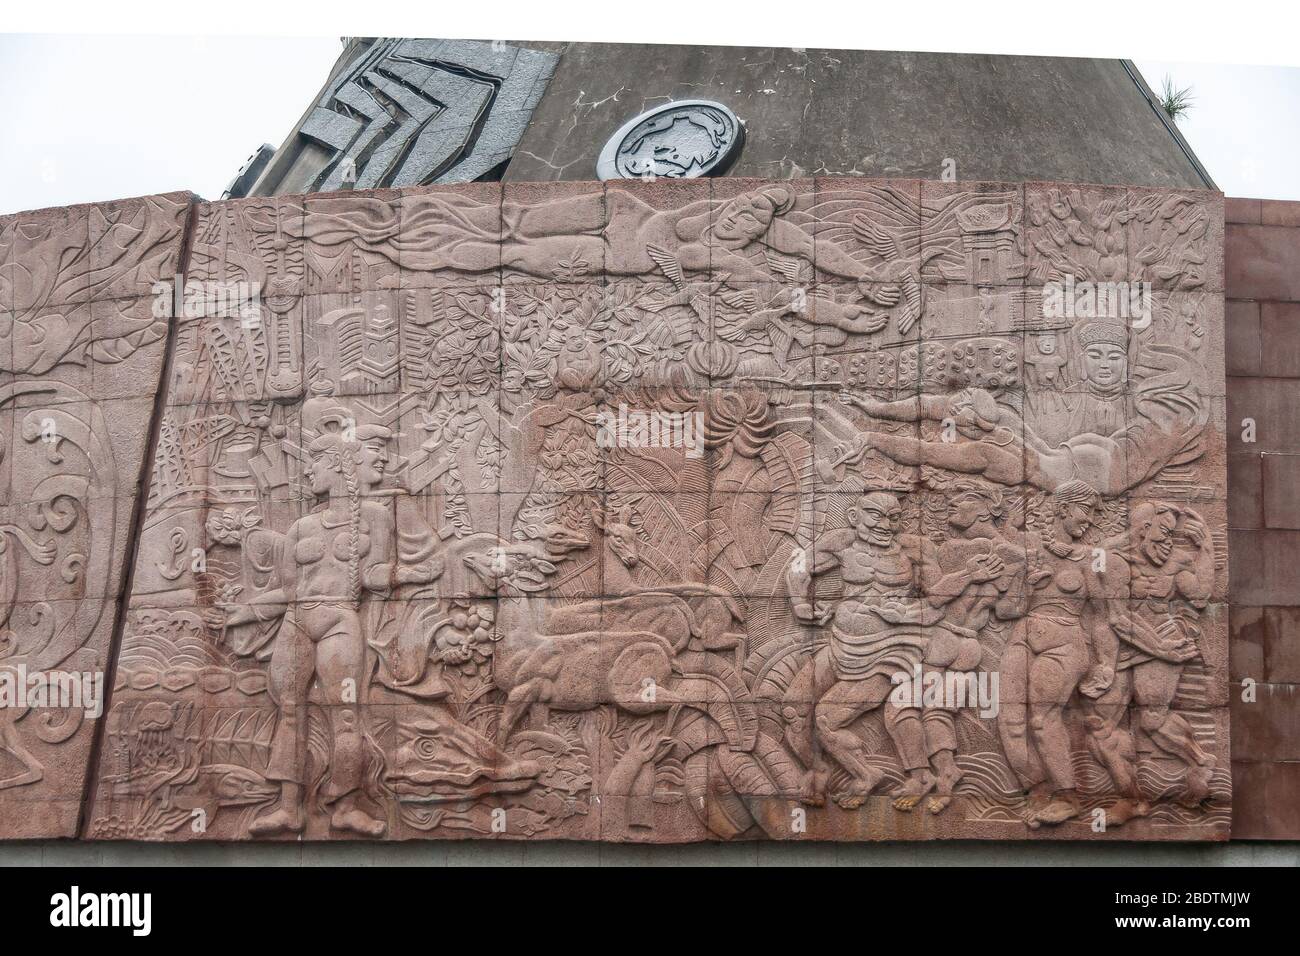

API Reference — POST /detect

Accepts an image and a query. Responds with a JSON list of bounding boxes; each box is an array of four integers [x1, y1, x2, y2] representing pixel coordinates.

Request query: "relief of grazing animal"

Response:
[[462, 513, 749, 747], [462, 542, 683, 746]]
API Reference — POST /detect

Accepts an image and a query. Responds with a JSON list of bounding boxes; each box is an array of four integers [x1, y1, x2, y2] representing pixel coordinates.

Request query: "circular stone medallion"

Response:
[[596, 100, 744, 180]]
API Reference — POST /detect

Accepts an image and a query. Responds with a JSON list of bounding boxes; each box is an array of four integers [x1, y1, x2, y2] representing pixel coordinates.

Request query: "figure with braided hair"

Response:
[[996, 480, 1129, 828], [211, 421, 441, 836]]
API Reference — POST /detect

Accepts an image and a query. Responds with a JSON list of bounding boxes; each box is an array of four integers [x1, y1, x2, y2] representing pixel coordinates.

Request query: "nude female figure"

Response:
[[995, 480, 1129, 828], [211, 423, 440, 836]]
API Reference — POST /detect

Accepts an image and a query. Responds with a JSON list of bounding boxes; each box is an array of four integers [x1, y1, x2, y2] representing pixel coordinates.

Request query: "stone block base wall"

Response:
[[1225, 197, 1300, 839], [0, 179, 1261, 843]]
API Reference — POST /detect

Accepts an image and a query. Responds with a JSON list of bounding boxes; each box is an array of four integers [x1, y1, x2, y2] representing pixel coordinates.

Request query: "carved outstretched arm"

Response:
[[840, 392, 948, 423]]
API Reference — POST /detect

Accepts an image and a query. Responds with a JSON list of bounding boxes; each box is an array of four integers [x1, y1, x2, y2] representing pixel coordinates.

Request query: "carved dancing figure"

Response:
[[997, 480, 1127, 828], [1083, 501, 1219, 822], [783, 492, 999, 809], [893, 484, 1028, 814]]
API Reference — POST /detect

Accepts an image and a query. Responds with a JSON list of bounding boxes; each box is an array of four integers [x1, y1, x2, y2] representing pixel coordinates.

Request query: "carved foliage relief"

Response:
[[0, 192, 191, 836], [22, 178, 1226, 843]]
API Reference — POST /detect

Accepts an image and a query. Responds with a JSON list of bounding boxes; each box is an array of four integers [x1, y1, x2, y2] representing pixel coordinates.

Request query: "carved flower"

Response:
[[686, 340, 738, 379]]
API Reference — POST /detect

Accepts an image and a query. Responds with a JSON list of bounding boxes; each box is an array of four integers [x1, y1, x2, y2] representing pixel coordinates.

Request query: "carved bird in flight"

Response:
[[851, 213, 945, 336]]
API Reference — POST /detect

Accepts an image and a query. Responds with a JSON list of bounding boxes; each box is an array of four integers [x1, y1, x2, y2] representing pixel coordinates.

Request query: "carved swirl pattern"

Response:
[[0, 192, 190, 837]]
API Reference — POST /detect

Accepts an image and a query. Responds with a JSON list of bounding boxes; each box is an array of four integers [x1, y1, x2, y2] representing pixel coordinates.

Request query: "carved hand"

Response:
[[965, 553, 1005, 583], [1155, 618, 1199, 661], [1181, 512, 1207, 549]]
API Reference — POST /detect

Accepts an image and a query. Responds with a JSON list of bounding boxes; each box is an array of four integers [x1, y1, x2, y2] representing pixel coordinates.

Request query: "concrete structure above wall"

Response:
[[504, 45, 1213, 188], [245, 41, 1211, 193], [246, 38, 559, 197]]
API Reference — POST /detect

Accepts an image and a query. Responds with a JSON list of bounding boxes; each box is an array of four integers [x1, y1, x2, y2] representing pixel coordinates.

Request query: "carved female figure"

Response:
[[996, 480, 1127, 828], [214, 421, 438, 836], [317, 185, 878, 286]]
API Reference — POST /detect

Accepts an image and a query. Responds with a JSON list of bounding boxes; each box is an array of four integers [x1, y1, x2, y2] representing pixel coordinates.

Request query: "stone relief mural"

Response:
[[1, 177, 1227, 842], [0, 192, 192, 837]]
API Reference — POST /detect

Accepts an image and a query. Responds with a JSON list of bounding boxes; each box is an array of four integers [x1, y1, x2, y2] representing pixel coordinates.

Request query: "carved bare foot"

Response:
[[1027, 792, 1080, 828], [1105, 798, 1150, 826], [891, 770, 937, 812], [834, 768, 884, 809], [248, 807, 304, 836], [797, 769, 829, 807], [1180, 762, 1215, 808], [1021, 782, 1053, 826], [928, 763, 964, 814], [331, 806, 386, 837]]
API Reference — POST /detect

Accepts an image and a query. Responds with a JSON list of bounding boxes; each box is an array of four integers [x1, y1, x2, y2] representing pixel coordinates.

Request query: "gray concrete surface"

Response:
[[504, 44, 1211, 187], [2, 840, 1295, 866]]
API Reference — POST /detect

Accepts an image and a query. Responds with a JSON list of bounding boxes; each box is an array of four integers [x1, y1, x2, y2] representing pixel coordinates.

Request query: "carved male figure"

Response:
[[1084, 501, 1218, 821], [889, 484, 1027, 814], [783, 492, 1001, 809]]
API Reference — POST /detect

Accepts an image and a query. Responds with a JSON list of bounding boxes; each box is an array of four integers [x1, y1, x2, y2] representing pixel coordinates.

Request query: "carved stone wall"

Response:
[[0, 193, 193, 836], [1, 179, 1229, 842]]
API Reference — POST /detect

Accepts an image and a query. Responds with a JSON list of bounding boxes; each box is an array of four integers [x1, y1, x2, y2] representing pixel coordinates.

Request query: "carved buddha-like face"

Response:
[[357, 439, 389, 487], [1083, 343, 1127, 389], [850, 493, 901, 548], [1139, 508, 1179, 566]]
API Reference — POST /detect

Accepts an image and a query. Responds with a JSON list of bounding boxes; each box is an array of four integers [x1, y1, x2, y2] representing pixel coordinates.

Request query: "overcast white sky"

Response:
[[1136, 60, 1300, 200], [0, 31, 1296, 213], [0, 34, 343, 212]]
